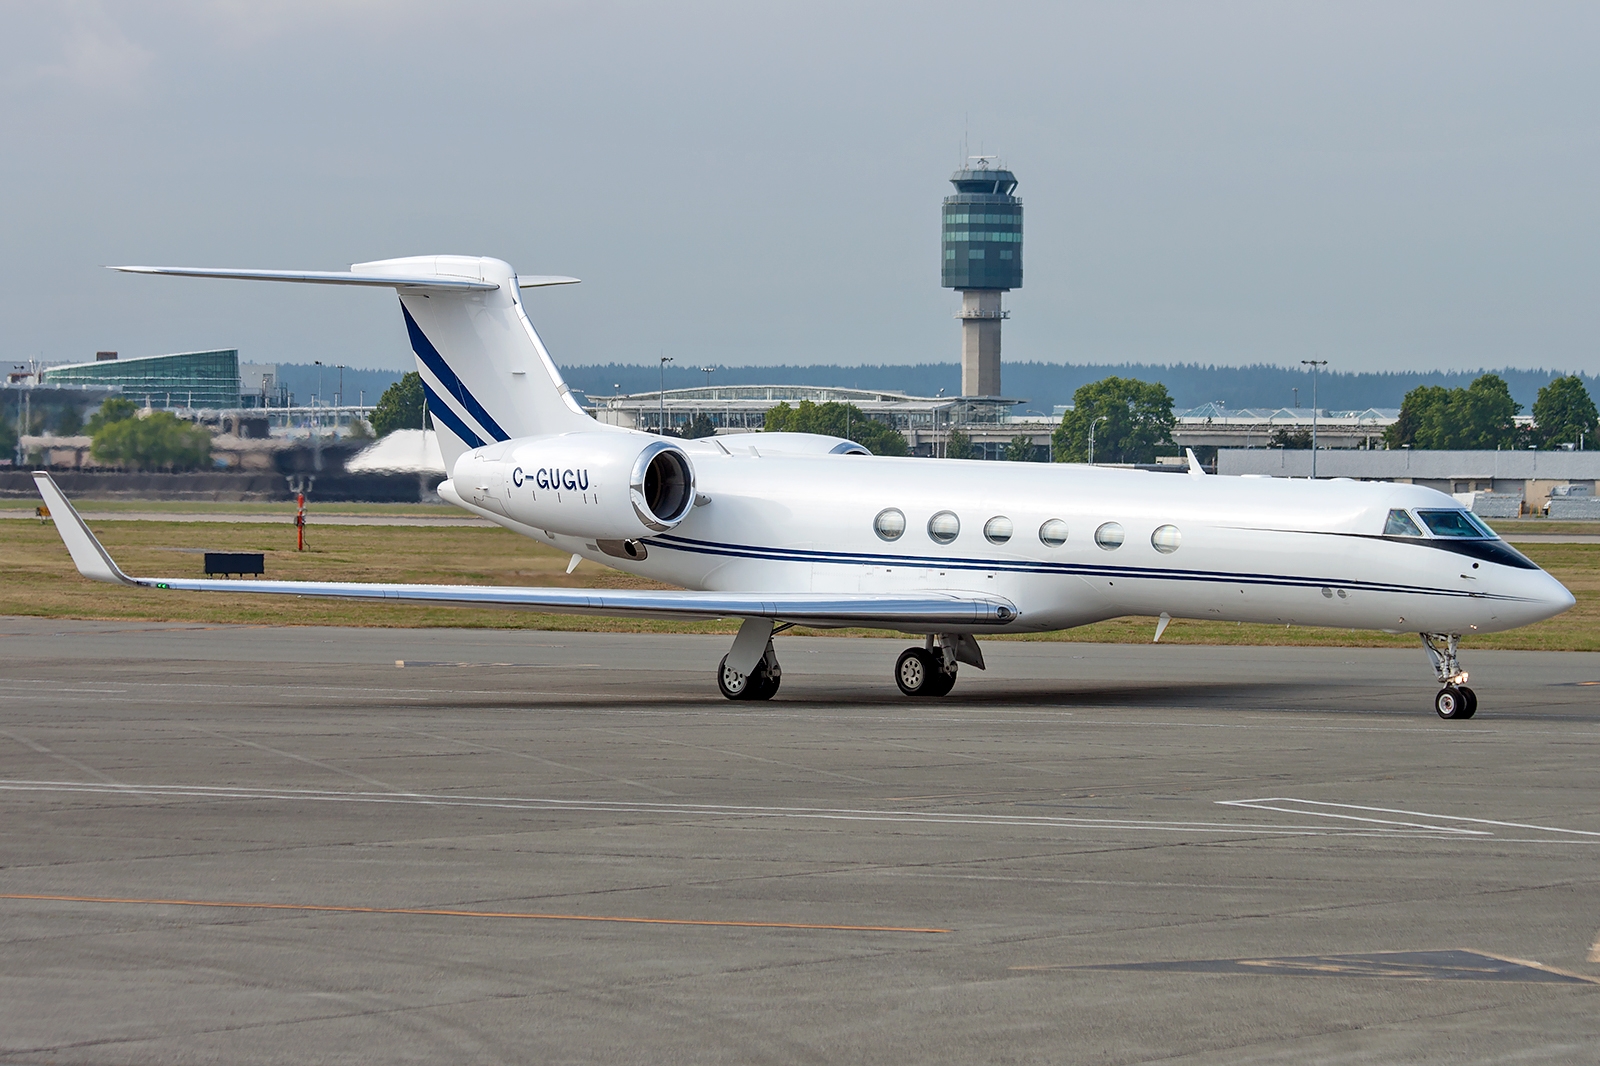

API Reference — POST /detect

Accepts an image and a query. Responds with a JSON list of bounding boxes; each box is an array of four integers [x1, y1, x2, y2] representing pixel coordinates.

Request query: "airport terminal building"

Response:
[[40, 349, 241, 410]]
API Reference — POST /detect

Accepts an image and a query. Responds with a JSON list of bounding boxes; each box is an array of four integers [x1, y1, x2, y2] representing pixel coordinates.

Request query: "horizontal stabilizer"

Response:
[[33, 473, 1019, 630], [114, 266, 581, 291], [516, 276, 581, 288], [112, 265, 502, 291]]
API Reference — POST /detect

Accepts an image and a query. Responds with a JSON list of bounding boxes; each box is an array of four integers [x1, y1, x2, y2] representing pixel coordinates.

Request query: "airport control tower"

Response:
[[942, 159, 1022, 397]]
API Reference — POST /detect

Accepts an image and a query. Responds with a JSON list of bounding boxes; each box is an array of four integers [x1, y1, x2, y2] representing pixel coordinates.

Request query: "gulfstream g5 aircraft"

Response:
[[38, 255, 1575, 717]]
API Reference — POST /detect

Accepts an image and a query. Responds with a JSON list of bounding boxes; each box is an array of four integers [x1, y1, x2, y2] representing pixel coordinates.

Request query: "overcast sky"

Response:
[[2, 1, 1596, 375]]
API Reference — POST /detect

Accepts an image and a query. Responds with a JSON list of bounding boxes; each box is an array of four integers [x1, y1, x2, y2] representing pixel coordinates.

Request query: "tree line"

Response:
[[1382, 374, 1596, 451], [359, 369, 1600, 462]]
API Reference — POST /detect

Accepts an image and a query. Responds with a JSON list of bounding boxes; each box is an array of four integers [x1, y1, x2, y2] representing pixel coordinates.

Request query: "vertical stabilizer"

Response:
[[352, 256, 596, 468]]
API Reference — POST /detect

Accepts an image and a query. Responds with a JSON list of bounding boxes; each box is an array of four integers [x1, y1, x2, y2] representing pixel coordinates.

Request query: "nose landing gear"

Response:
[[1421, 633, 1477, 719], [1434, 685, 1477, 720]]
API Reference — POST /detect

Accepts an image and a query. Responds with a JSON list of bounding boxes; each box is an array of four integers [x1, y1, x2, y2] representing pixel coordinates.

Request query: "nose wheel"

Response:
[[895, 647, 957, 697], [1435, 685, 1477, 720], [1422, 634, 1477, 719]]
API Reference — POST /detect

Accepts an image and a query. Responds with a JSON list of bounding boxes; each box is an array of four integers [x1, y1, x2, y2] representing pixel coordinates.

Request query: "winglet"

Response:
[[1186, 448, 1207, 479], [32, 472, 135, 585]]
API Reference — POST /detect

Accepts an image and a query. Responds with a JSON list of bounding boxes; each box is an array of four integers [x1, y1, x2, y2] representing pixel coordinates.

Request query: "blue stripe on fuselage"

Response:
[[648, 533, 1530, 602]]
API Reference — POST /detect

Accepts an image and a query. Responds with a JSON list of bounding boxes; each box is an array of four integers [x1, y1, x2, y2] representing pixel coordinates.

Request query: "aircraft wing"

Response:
[[33, 473, 1019, 629]]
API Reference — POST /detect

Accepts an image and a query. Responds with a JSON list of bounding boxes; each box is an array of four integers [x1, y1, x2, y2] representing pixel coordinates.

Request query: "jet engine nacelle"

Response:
[[453, 432, 696, 540]]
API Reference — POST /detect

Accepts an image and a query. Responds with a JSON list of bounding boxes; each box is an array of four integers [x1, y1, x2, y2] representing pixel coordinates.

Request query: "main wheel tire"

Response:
[[895, 648, 935, 696], [924, 663, 957, 697], [719, 655, 780, 701], [1458, 685, 1478, 719], [1435, 686, 1468, 719], [751, 669, 781, 701], [718, 654, 754, 700]]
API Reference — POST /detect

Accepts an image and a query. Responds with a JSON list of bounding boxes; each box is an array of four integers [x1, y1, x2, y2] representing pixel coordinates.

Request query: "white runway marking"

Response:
[[0, 780, 1587, 842], [0, 731, 123, 785], [1217, 797, 1600, 838]]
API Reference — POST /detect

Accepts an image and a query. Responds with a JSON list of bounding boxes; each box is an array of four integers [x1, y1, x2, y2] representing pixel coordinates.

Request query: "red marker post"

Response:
[[295, 492, 306, 551]]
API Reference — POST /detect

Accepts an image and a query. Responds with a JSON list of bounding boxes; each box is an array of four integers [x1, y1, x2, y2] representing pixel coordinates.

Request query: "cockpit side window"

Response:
[[1463, 512, 1499, 539], [1417, 509, 1487, 538], [1384, 509, 1424, 537]]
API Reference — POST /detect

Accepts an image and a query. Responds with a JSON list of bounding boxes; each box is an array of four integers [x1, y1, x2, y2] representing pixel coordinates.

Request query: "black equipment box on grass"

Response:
[[204, 552, 265, 577]]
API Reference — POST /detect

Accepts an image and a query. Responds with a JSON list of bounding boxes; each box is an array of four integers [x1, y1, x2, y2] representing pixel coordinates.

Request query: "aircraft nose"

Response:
[[1535, 571, 1576, 619]]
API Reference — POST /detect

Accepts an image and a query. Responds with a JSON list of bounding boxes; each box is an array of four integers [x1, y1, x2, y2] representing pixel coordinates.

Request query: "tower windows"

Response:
[[942, 231, 1021, 243]]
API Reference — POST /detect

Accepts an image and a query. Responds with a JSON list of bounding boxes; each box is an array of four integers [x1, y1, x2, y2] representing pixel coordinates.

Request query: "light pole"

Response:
[[699, 366, 715, 434], [1087, 415, 1107, 465], [336, 364, 346, 433], [314, 360, 325, 434], [659, 355, 673, 435], [1301, 359, 1327, 478]]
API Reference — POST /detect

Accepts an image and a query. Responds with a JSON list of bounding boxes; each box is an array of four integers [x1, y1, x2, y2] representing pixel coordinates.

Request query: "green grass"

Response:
[[1487, 518, 1600, 537], [3, 518, 1597, 649], [2, 499, 460, 517]]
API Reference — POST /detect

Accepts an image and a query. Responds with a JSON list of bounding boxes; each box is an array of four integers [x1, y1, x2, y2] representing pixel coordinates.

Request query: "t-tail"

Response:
[[113, 256, 596, 468]]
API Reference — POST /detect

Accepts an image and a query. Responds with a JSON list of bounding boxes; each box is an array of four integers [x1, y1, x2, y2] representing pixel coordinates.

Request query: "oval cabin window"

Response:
[[1151, 524, 1181, 554], [984, 516, 1013, 544], [1038, 519, 1068, 547], [927, 511, 961, 544], [874, 508, 906, 541], [1094, 522, 1125, 550]]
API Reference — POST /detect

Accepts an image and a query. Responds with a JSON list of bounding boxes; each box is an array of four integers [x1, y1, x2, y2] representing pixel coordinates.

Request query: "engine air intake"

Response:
[[631, 442, 696, 531]]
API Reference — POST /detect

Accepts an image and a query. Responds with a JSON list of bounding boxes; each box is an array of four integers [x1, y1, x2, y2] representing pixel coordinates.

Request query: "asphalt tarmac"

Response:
[[1, 618, 1597, 1064]]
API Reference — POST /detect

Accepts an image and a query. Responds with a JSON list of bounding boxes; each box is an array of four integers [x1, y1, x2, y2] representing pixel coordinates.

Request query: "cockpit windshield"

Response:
[[1383, 509, 1424, 537], [1417, 509, 1497, 539]]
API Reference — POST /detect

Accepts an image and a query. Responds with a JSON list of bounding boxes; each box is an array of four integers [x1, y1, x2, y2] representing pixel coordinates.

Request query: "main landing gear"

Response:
[[1421, 633, 1477, 720], [716, 618, 787, 701], [717, 642, 781, 701], [895, 646, 956, 697], [894, 634, 985, 698]]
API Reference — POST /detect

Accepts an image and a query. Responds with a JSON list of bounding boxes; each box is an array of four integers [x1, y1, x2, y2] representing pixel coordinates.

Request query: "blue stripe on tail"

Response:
[[421, 382, 485, 450], [401, 304, 510, 442]]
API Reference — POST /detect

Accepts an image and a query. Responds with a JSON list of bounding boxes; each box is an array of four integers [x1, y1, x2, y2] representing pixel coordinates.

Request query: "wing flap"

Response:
[[130, 578, 1017, 626], [33, 473, 1018, 629]]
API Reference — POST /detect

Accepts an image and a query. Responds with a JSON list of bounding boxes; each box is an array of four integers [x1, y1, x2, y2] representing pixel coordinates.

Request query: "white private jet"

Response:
[[36, 255, 1575, 718]]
